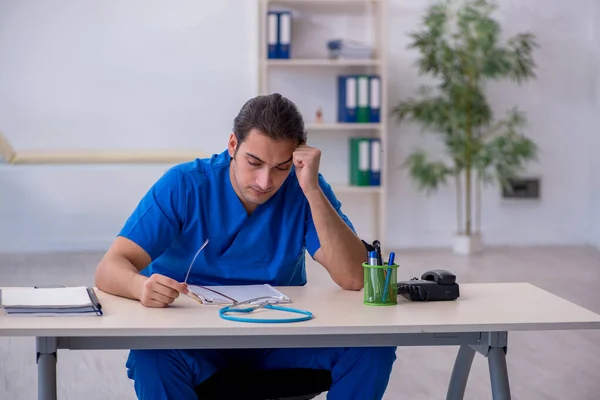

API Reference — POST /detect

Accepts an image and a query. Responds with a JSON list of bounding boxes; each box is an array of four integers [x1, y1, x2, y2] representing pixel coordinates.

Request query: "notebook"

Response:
[[187, 284, 290, 305], [0, 286, 103, 316]]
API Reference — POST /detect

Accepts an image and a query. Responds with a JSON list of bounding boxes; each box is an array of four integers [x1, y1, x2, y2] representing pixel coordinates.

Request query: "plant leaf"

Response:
[[391, 0, 539, 197], [402, 150, 455, 194]]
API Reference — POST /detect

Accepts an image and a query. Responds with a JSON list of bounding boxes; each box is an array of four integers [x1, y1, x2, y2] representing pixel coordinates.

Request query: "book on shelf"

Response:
[[338, 75, 381, 123], [267, 11, 292, 59], [349, 137, 381, 187]]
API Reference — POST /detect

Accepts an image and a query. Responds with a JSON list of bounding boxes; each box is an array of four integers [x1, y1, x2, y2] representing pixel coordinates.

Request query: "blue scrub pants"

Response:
[[126, 346, 397, 399]]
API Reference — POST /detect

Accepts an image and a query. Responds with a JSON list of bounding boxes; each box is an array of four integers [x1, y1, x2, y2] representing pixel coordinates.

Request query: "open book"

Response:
[[187, 284, 290, 305]]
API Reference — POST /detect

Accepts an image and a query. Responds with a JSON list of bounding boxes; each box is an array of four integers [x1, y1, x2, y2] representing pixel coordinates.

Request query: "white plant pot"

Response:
[[452, 233, 484, 255]]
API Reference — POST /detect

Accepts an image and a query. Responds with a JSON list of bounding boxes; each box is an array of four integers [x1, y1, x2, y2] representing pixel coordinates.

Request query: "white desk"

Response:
[[2, 282, 600, 400]]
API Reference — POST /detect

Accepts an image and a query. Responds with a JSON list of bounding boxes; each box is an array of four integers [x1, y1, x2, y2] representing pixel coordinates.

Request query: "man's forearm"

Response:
[[95, 256, 147, 300], [305, 188, 366, 290]]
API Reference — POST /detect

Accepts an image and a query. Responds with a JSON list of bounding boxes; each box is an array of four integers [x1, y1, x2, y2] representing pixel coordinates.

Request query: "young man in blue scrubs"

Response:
[[95, 93, 397, 399]]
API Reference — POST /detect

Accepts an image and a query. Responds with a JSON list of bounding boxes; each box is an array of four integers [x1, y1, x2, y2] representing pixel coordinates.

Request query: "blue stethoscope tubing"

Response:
[[219, 304, 314, 323]]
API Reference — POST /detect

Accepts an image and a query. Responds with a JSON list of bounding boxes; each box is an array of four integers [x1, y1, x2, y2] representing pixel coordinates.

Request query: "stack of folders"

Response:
[[337, 74, 381, 123], [349, 137, 381, 186], [327, 39, 373, 60], [267, 10, 292, 59], [0, 286, 103, 316]]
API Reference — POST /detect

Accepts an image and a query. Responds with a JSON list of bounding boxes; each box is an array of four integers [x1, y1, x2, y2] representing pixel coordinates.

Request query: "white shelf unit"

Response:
[[258, 0, 388, 244], [266, 59, 381, 67]]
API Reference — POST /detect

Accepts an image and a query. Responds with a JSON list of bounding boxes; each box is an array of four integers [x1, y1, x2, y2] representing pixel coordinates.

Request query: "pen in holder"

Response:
[[363, 262, 398, 306]]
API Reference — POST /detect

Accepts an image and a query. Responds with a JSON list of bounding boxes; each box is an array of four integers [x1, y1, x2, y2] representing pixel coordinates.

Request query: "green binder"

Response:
[[349, 137, 371, 186], [356, 75, 370, 123]]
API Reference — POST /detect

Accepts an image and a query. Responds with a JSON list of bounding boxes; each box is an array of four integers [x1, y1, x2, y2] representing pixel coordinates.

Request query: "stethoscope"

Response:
[[183, 241, 313, 323], [218, 296, 313, 323]]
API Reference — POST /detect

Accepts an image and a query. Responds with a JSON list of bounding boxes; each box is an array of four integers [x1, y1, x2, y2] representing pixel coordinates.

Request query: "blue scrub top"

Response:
[[118, 150, 356, 287]]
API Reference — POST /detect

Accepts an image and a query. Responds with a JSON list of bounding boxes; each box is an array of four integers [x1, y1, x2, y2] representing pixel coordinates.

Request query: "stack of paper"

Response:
[[0, 286, 102, 316], [327, 39, 373, 59], [187, 284, 290, 305]]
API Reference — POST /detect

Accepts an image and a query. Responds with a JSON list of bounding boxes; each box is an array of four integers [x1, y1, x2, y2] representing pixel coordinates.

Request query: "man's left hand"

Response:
[[293, 145, 322, 194]]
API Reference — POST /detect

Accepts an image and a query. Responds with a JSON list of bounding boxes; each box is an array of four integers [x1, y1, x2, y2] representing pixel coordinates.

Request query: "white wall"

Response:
[[589, 2, 599, 251], [388, 0, 599, 248], [0, 0, 598, 253], [0, 0, 259, 252]]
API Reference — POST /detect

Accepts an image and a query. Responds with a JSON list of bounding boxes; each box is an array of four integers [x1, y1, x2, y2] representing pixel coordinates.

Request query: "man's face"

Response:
[[228, 129, 297, 211]]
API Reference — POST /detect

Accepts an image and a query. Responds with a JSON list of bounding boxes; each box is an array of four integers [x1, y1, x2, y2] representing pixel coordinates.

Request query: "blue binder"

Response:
[[369, 75, 381, 123], [267, 11, 278, 59], [369, 138, 381, 186], [337, 75, 357, 123], [278, 11, 291, 59]]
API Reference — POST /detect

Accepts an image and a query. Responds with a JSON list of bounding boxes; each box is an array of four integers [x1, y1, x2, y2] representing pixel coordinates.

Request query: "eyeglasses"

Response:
[[183, 238, 209, 285]]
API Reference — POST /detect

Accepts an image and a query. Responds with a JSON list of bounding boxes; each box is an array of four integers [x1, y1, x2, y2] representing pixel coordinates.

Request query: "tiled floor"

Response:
[[1, 245, 600, 399]]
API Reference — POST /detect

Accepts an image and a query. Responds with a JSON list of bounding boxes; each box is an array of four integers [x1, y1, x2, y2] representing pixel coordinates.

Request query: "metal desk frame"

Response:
[[36, 330, 509, 400]]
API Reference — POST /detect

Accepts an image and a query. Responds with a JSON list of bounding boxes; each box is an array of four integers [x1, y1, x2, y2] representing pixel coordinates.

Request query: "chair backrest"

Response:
[[195, 368, 332, 400]]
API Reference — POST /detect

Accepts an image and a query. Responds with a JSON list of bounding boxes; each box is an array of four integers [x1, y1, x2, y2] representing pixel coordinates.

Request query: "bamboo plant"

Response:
[[392, 0, 539, 238]]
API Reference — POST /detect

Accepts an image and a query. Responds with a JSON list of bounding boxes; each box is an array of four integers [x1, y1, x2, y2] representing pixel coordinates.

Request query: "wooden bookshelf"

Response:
[[266, 59, 381, 67], [258, 0, 389, 243], [305, 123, 381, 131]]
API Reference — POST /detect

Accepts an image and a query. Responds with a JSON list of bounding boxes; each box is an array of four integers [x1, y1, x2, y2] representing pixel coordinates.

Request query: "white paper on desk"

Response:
[[187, 284, 290, 305], [0, 286, 92, 308]]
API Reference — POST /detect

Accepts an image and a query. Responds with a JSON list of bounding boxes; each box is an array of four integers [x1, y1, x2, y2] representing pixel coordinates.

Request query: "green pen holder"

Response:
[[363, 262, 398, 306]]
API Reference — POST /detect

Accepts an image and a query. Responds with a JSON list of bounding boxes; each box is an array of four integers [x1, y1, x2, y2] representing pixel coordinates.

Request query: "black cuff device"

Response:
[[396, 269, 460, 301]]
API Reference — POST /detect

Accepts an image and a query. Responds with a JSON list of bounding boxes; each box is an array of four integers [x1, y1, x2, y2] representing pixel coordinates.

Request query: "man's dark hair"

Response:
[[232, 93, 307, 152]]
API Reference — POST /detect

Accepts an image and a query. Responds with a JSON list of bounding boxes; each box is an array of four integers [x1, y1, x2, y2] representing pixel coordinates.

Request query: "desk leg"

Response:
[[36, 337, 58, 400], [445, 332, 510, 400], [446, 345, 476, 400], [488, 347, 511, 400]]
